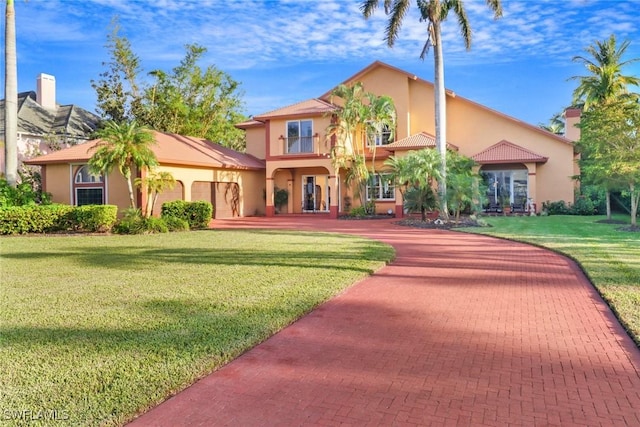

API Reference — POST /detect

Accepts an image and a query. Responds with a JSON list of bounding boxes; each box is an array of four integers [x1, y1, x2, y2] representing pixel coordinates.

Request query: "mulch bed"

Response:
[[395, 217, 483, 230]]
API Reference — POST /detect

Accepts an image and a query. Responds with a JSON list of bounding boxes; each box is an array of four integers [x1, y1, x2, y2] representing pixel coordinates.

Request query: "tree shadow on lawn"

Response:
[[3, 244, 392, 273]]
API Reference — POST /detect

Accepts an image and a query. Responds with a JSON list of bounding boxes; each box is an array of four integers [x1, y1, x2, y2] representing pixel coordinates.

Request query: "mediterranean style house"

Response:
[[25, 61, 579, 220], [238, 61, 579, 218]]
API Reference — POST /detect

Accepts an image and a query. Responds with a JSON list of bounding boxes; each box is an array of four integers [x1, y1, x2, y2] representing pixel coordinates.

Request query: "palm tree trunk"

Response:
[[124, 171, 136, 209], [4, 0, 18, 187], [433, 22, 448, 219], [630, 183, 637, 227]]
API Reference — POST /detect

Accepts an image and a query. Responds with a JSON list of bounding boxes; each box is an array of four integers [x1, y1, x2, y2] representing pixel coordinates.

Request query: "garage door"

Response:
[[214, 182, 240, 219]]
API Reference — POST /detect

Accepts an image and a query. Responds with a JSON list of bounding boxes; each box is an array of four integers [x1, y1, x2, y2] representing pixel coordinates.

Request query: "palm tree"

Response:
[[384, 148, 442, 220], [4, 0, 18, 187], [570, 34, 640, 219], [570, 35, 640, 112], [326, 82, 371, 208], [135, 170, 176, 218], [364, 93, 396, 213], [362, 0, 502, 219], [89, 120, 158, 209], [538, 112, 565, 135]]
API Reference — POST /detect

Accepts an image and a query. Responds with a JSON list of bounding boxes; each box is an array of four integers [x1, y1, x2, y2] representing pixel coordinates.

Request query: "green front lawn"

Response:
[[0, 230, 394, 426], [460, 215, 640, 347]]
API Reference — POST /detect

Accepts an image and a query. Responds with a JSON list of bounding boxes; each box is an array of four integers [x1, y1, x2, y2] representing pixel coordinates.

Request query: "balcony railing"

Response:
[[283, 135, 316, 154]]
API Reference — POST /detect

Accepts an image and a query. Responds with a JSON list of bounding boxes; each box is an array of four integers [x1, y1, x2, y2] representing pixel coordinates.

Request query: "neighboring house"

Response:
[[237, 61, 580, 218], [24, 131, 266, 219], [0, 73, 100, 175]]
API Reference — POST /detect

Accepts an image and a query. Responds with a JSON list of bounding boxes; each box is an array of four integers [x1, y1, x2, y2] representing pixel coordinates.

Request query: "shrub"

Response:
[[349, 206, 367, 217], [71, 205, 118, 232], [144, 217, 169, 234], [0, 178, 50, 207], [542, 200, 570, 215], [161, 200, 213, 229], [163, 216, 190, 232], [571, 196, 596, 216], [0, 204, 73, 234], [113, 209, 146, 234]]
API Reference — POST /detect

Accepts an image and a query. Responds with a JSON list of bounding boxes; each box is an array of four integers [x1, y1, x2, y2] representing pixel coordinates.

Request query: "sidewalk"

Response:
[[129, 217, 640, 426]]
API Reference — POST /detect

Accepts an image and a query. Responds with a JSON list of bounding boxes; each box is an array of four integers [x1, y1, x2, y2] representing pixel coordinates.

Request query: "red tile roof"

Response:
[[471, 140, 548, 164], [383, 131, 459, 151], [24, 131, 265, 170], [253, 98, 336, 120]]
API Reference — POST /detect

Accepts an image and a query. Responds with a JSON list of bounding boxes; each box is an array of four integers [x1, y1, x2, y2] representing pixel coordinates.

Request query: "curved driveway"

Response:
[[130, 217, 640, 426]]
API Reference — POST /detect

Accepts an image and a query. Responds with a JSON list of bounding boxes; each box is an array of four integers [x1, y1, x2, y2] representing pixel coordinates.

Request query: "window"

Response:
[[76, 188, 104, 206], [481, 169, 527, 208], [286, 120, 313, 153], [366, 174, 395, 200], [367, 124, 393, 146], [75, 165, 102, 183], [74, 165, 105, 206]]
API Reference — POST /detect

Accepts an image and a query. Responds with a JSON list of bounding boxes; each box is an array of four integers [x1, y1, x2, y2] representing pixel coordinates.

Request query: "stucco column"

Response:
[[266, 177, 275, 217], [329, 174, 339, 219], [287, 178, 294, 214], [525, 163, 538, 213], [395, 186, 404, 218]]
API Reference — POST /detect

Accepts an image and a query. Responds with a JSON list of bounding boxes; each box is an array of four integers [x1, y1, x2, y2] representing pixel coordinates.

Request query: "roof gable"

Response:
[[384, 131, 459, 151], [253, 98, 336, 120], [25, 131, 265, 171], [471, 140, 548, 164]]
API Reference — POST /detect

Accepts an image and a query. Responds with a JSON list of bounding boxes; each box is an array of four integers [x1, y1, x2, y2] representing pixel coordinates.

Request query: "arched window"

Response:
[[73, 165, 105, 206]]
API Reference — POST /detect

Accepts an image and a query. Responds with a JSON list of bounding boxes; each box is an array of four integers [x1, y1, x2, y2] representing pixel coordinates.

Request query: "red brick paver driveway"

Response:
[[129, 217, 640, 426]]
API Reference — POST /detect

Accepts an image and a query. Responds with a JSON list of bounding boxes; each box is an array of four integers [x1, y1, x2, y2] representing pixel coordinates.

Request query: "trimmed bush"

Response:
[[71, 205, 118, 232], [161, 200, 213, 229], [0, 204, 73, 235], [163, 216, 190, 232]]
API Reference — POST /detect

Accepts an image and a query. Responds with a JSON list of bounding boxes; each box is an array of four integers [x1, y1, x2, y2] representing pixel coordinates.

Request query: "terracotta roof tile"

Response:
[[235, 119, 264, 129], [383, 131, 459, 151], [253, 98, 336, 120], [472, 140, 548, 164], [25, 131, 265, 170]]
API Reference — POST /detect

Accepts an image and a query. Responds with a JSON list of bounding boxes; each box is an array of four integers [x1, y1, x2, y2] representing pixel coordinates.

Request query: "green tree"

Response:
[[362, 0, 502, 219], [135, 170, 176, 218], [446, 151, 483, 222], [91, 18, 143, 123], [143, 44, 247, 151], [578, 99, 640, 227], [4, 0, 18, 187], [326, 83, 397, 212], [571, 35, 640, 112], [384, 148, 442, 220], [89, 121, 158, 209], [570, 34, 640, 219]]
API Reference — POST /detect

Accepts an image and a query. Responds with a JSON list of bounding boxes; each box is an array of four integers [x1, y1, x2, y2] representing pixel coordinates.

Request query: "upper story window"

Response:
[[286, 120, 313, 154], [367, 124, 393, 146], [75, 165, 103, 183]]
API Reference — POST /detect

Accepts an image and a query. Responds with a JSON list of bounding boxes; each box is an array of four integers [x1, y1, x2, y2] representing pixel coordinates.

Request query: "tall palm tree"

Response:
[[570, 35, 640, 112], [362, 0, 502, 219], [89, 120, 158, 209], [4, 0, 18, 187], [365, 93, 396, 212], [570, 34, 640, 219]]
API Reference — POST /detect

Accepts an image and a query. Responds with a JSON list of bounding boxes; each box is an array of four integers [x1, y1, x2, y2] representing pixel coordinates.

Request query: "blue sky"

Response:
[[5, 0, 640, 128]]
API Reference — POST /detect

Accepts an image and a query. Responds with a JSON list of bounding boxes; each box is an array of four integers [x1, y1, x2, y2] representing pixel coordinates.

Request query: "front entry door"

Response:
[[302, 175, 330, 212]]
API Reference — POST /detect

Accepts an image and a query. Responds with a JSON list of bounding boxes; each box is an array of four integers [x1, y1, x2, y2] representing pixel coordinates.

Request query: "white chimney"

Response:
[[36, 73, 56, 109]]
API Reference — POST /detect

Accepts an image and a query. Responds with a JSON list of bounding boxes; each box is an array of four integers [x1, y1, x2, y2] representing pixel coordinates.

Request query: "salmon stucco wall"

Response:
[[245, 126, 266, 160]]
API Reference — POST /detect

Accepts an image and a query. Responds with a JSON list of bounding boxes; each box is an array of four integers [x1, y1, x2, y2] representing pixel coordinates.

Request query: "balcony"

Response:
[[280, 134, 320, 155]]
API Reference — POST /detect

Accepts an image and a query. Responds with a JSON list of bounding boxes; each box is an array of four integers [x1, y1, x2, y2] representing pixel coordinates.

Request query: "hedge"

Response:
[[0, 204, 117, 235], [161, 200, 213, 229]]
